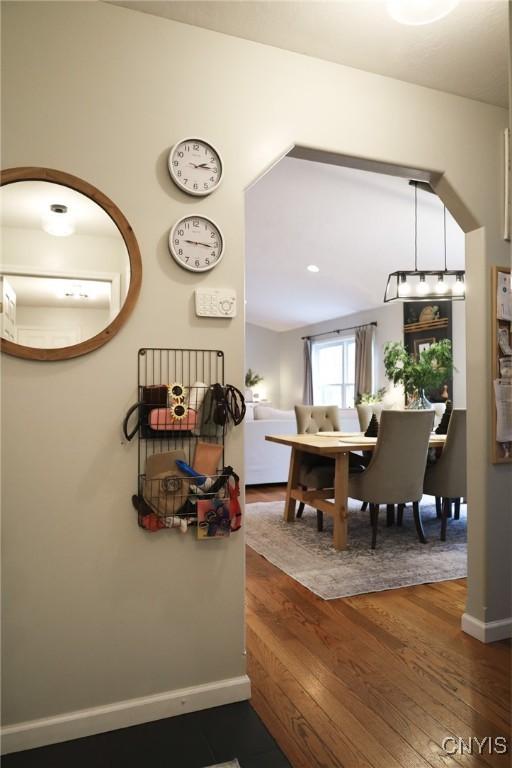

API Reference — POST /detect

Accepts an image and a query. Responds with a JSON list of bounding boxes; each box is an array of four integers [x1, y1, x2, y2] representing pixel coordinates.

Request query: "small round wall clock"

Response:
[[168, 138, 223, 196], [169, 215, 224, 272]]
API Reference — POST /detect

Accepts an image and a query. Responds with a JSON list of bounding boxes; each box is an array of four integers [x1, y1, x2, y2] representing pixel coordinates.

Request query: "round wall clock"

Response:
[[169, 215, 224, 272], [168, 138, 223, 196]]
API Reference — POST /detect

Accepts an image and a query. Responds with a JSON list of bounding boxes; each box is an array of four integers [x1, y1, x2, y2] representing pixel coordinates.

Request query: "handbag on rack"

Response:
[[199, 384, 246, 436]]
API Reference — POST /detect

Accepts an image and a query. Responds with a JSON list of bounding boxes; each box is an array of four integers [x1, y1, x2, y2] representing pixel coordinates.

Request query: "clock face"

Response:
[[169, 216, 224, 272], [168, 138, 223, 196]]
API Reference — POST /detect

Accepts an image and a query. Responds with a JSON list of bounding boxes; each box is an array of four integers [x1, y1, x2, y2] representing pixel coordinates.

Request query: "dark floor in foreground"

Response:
[[2, 701, 292, 768]]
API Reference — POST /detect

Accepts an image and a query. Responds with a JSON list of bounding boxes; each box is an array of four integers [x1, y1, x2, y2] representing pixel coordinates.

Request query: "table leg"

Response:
[[333, 452, 349, 550], [284, 447, 301, 522]]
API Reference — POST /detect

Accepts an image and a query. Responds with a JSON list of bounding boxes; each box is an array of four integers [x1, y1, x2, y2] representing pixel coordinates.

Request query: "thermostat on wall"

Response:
[[195, 288, 237, 318]]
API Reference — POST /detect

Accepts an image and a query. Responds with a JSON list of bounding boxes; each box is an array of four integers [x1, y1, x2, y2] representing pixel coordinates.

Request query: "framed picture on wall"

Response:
[[414, 337, 435, 357], [404, 300, 453, 401]]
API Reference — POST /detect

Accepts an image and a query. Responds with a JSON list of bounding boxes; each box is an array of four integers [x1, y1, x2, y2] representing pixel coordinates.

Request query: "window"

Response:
[[312, 336, 356, 409]]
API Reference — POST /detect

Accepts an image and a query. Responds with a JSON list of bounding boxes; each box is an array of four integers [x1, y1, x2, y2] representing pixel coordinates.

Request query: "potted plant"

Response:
[[245, 368, 264, 402], [383, 339, 454, 409]]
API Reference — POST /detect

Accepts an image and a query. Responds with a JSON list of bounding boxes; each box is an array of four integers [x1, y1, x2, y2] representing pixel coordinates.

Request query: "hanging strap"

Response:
[[225, 385, 246, 426], [122, 402, 141, 441]]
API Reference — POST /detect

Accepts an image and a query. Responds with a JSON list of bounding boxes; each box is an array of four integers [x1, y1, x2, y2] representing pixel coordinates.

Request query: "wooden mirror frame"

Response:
[[0, 167, 142, 361]]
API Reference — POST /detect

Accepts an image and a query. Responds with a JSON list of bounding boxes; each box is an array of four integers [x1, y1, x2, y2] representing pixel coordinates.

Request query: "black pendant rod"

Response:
[[302, 321, 377, 342]]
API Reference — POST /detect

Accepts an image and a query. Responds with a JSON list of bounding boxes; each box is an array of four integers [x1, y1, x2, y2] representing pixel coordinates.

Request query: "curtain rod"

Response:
[[302, 321, 377, 341]]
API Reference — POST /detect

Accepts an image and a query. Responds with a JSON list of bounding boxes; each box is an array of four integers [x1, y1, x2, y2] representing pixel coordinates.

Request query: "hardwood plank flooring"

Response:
[[245, 484, 511, 768]]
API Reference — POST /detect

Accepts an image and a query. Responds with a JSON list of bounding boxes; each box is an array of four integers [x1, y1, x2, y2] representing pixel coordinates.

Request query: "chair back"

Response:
[[424, 409, 466, 498], [295, 405, 340, 434], [362, 410, 434, 504], [356, 404, 372, 432]]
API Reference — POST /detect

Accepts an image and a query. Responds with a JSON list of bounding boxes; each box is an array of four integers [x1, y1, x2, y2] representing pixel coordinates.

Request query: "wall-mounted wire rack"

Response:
[[131, 347, 229, 531]]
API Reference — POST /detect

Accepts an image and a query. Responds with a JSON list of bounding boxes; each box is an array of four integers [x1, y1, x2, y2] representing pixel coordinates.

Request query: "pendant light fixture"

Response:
[[384, 181, 465, 303], [42, 203, 75, 237]]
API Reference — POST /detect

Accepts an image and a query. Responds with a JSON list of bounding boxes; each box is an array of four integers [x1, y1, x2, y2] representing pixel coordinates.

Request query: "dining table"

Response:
[[265, 431, 447, 551]]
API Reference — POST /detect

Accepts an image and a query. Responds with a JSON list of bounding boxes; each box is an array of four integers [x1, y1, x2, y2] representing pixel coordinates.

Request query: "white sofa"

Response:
[[244, 405, 296, 485]]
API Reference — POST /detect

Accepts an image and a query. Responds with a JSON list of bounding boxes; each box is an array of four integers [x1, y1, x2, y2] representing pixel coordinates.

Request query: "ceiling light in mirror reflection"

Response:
[[42, 204, 75, 237], [1, 180, 129, 348]]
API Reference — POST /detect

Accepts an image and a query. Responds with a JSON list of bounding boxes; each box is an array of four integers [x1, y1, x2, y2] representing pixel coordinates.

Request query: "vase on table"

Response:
[[406, 389, 433, 410]]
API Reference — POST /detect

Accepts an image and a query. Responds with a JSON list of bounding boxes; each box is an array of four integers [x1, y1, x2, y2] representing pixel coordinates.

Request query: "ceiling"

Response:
[[245, 156, 464, 331], [109, 0, 508, 108], [0, 181, 121, 238]]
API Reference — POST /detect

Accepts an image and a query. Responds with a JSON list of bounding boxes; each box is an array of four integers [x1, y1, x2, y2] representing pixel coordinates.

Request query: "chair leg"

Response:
[[316, 510, 324, 532], [413, 501, 427, 544], [442, 497, 452, 518], [361, 501, 368, 512], [370, 504, 379, 549], [397, 503, 404, 526], [440, 497, 450, 541], [386, 504, 395, 527], [454, 498, 461, 520], [435, 496, 442, 518], [296, 485, 306, 518]]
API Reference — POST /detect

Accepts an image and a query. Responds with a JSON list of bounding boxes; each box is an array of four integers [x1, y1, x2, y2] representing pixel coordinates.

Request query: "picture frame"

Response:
[[414, 337, 435, 357]]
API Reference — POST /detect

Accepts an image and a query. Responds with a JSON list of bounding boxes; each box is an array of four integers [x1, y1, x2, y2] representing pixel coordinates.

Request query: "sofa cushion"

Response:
[[254, 405, 295, 420]]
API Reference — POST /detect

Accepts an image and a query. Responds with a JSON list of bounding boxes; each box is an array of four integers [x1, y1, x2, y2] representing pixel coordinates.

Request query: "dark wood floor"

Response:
[[245, 484, 512, 768]]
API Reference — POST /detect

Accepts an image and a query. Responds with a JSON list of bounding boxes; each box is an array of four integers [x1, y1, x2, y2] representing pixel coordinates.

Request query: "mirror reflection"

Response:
[[0, 180, 130, 349]]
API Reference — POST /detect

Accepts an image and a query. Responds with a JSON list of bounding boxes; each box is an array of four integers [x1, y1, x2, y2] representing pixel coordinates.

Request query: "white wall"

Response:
[[1, 0, 510, 748], [278, 301, 466, 409], [16, 306, 111, 343], [245, 322, 281, 404], [2, 226, 130, 304]]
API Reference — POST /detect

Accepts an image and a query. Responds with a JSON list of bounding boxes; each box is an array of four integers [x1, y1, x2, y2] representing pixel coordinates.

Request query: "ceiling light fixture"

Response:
[[384, 182, 465, 303], [386, 0, 460, 26], [307, 264, 320, 273], [42, 203, 75, 237]]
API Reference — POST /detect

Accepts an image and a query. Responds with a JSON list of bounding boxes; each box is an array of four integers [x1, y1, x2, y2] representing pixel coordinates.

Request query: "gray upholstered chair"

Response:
[[294, 405, 340, 532], [349, 410, 434, 549], [423, 409, 466, 541]]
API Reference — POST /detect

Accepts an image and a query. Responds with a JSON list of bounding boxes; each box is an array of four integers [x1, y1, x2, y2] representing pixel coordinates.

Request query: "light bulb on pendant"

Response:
[[452, 273, 465, 296], [435, 274, 448, 294], [42, 204, 74, 237], [416, 274, 430, 296], [398, 273, 410, 297]]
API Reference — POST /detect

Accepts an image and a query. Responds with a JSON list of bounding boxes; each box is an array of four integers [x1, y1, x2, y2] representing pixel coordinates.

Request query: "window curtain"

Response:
[[355, 325, 375, 400], [303, 338, 313, 405]]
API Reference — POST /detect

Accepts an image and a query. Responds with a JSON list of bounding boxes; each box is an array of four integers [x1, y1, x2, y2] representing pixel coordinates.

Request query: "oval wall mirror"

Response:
[[0, 167, 142, 361]]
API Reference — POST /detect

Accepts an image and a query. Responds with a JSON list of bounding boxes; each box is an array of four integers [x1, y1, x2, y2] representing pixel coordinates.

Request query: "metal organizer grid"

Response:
[[135, 347, 225, 529]]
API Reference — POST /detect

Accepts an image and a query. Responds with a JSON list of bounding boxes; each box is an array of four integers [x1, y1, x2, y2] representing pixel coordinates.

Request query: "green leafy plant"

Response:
[[356, 387, 387, 405], [245, 368, 264, 388], [383, 340, 454, 397]]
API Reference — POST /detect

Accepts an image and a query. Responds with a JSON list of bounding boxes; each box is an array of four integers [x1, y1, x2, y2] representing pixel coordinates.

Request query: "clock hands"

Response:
[[184, 239, 212, 248], [188, 162, 215, 170]]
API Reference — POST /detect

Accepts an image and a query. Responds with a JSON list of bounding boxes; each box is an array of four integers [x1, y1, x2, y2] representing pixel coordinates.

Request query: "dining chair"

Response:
[[294, 405, 340, 531], [348, 410, 435, 549], [423, 409, 466, 541]]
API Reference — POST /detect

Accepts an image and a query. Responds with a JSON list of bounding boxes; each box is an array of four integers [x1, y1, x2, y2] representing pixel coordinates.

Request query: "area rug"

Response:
[[245, 500, 467, 600]]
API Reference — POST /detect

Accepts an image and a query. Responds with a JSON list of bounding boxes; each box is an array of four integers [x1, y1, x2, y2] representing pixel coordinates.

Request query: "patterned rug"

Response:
[[245, 499, 467, 600]]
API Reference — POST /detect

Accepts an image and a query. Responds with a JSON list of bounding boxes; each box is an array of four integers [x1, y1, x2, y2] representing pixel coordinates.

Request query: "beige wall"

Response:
[[1, 0, 510, 735]]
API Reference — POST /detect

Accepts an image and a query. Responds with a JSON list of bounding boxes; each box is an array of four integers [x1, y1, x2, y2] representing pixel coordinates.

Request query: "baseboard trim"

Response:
[[1, 674, 251, 755], [461, 613, 512, 643]]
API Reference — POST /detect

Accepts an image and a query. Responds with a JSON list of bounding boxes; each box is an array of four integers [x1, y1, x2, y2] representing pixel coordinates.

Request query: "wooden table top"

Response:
[[265, 431, 447, 455]]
